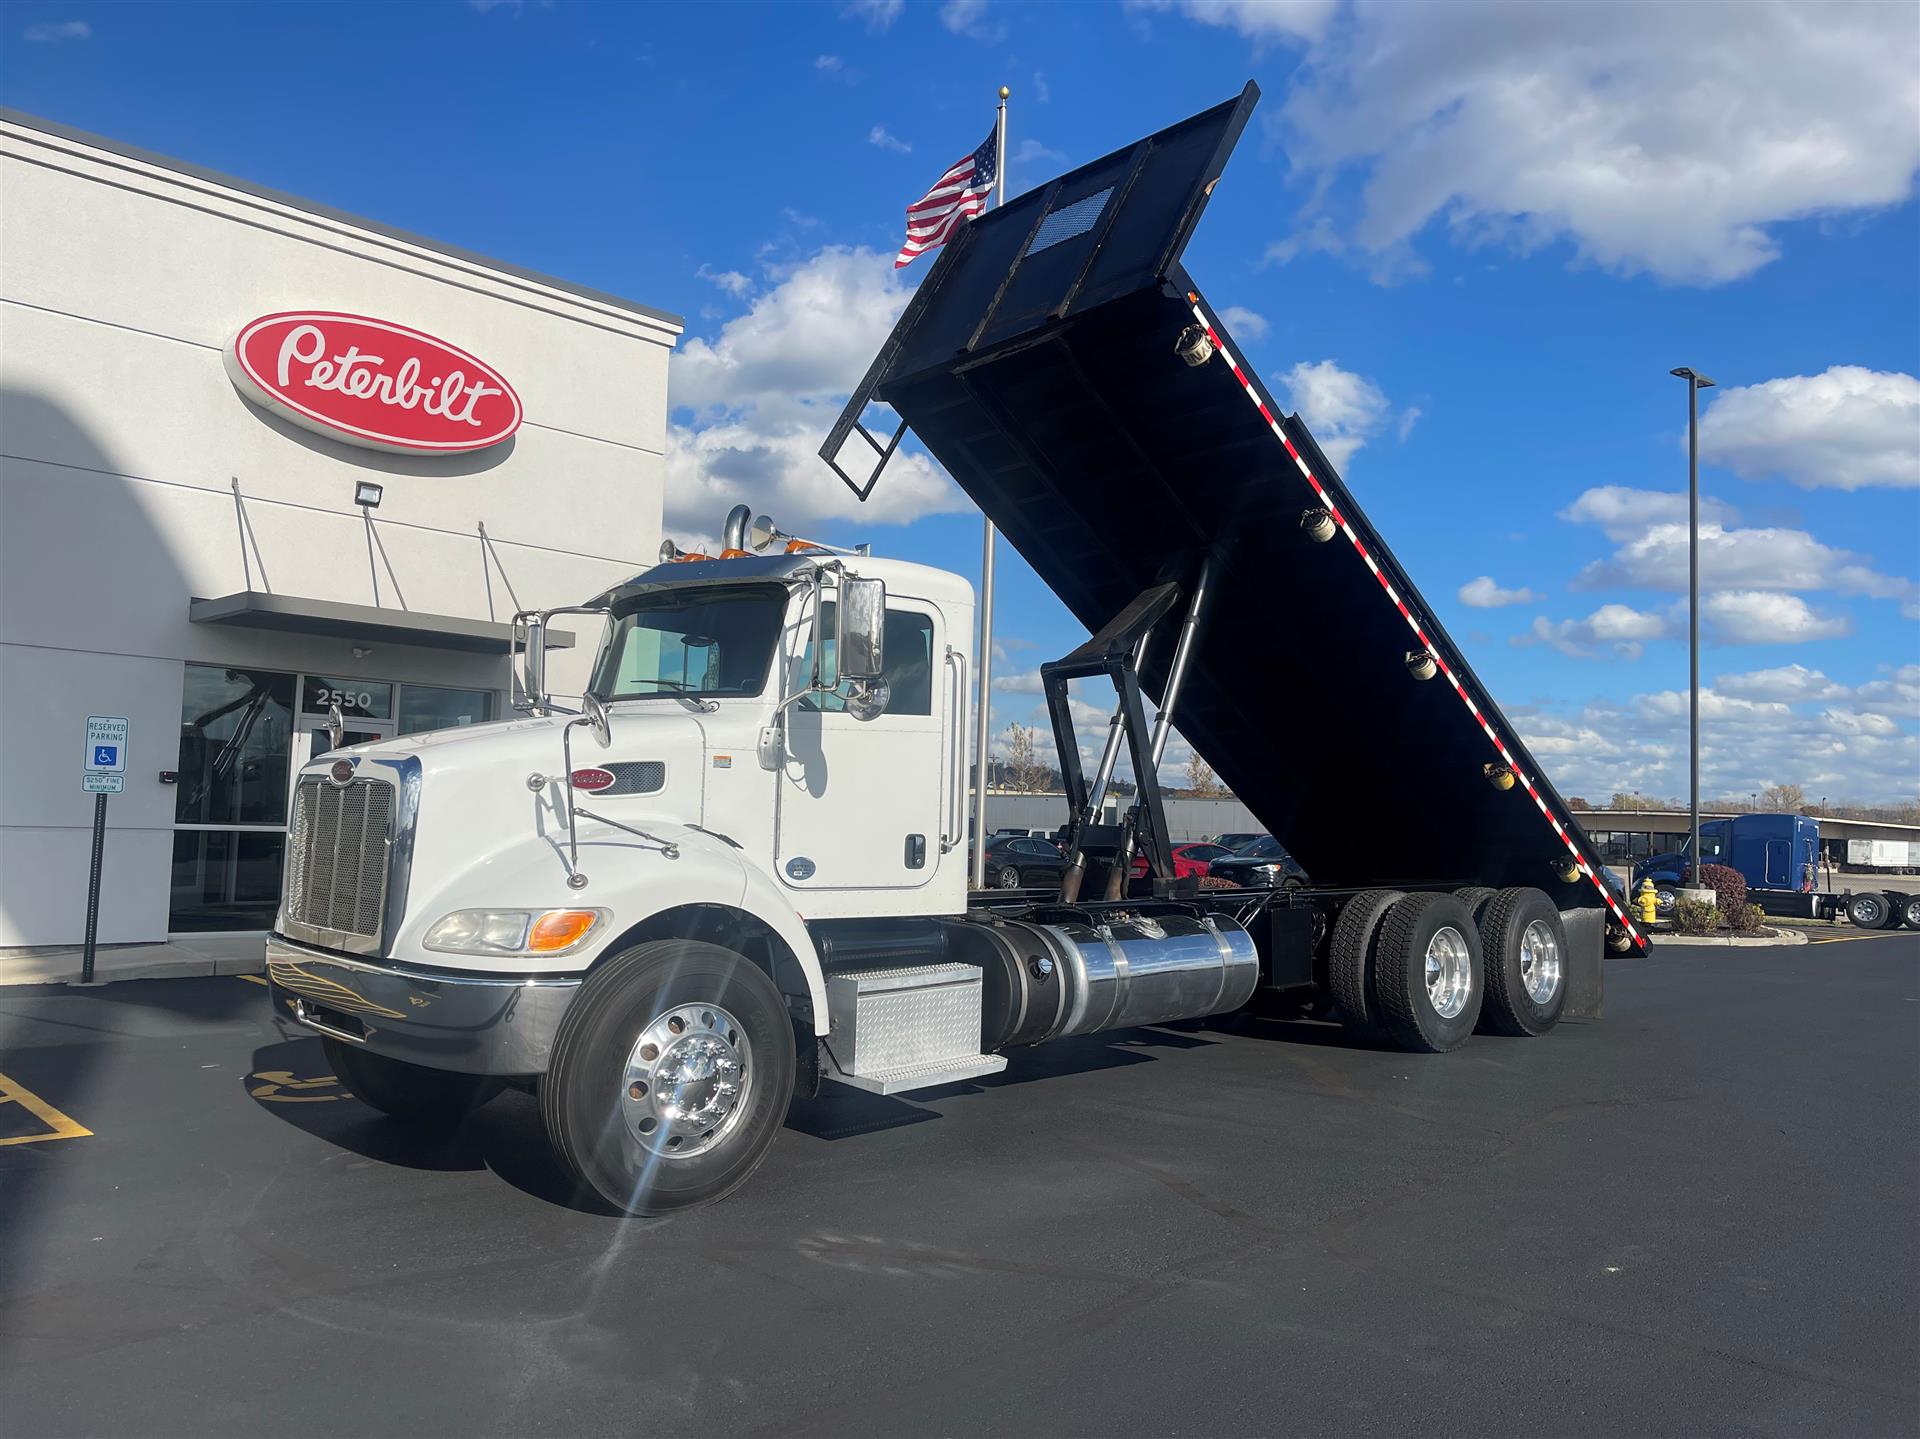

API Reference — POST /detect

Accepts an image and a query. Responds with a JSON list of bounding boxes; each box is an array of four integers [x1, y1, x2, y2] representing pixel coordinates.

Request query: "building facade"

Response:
[[0, 111, 681, 947]]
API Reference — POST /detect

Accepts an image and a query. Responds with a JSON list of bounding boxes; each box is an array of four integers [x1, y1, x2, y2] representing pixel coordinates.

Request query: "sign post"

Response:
[[79, 716, 128, 985]]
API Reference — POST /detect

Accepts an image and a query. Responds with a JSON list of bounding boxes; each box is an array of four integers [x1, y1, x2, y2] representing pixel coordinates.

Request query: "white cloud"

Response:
[[939, 0, 1003, 40], [815, 54, 843, 72], [1260, 1, 1920, 285], [1125, 0, 1336, 44], [22, 19, 89, 40], [1032, 70, 1050, 104], [1560, 486, 1739, 543], [1520, 604, 1668, 659], [1854, 664, 1920, 718], [1459, 575, 1541, 608], [1011, 138, 1065, 170], [695, 264, 752, 298], [1516, 684, 1918, 806], [1700, 591, 1851, 645], [1396, 406, 1422, 442], [867, 125, 912, 155], [1713, 664, 1848, 704], [1218, 305, 1269, 340], [1700, 366, 1920, 490], [841, 0, 902, 30], [668, 247, 969, 532], [1278, 358, 1388, 471]]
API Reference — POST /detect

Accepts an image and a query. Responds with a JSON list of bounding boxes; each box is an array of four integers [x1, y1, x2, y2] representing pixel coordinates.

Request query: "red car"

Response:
[[1131, 841, 1236, 880]]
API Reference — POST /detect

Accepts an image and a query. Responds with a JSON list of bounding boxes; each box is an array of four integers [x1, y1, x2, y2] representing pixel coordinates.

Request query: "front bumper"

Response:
[[266, 935, 582, 1077]]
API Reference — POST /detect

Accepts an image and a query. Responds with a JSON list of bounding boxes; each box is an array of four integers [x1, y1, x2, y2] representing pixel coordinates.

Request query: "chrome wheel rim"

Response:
[[1424, 925, 1472, 1020], [997, 868, 1020, 889], [1654, 888, 1676, 915], [620, 1003, 751, 1159], [1519, 919, 1563, 1005], [1850, 898, 1877, 925]]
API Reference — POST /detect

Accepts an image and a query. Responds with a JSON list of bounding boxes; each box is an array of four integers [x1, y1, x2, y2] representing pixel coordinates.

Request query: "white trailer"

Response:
[[1846, 839, 1920, 874]]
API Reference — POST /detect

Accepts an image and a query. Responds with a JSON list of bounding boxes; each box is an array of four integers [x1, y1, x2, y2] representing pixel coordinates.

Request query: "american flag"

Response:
[[894, 128, 998, 269]]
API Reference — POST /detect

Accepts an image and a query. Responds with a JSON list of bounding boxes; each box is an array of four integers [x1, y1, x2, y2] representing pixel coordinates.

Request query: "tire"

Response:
[[996, 866, 1022, 889], [1900, 894, 1920, 930], [1877, 892, 1907, 930], [1370, 893, 1484, 1053], [1327, 888, 1402, 1033], [1453, 886, 1496, 925], [540, 939, 795, 1216], [1845, 892, 1890, 929], [1474, 888, 1568, 1038], [322, 1037, 502, 1125]]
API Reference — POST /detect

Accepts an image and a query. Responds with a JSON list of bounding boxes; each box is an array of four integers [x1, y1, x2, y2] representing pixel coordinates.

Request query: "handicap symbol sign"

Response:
[[93, 745, 119, 768], [83, 716, 129, 773]]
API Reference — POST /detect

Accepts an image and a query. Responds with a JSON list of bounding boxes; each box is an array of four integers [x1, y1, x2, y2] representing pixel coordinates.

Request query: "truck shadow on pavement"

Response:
[[245, 1023, 1238, 1213]]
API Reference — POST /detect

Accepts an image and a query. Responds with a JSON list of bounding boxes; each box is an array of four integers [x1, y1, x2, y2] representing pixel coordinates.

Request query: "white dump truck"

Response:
[[267, 86, 1645, 1215]]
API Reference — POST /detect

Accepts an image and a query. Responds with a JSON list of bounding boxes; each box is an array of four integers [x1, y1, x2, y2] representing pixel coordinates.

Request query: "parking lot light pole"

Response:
[[1670, 366, 1714, 883]]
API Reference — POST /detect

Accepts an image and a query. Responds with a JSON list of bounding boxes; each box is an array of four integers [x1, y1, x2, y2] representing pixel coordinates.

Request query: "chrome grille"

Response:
[[284, 776, 393, 945], [602, 761, 666, 795]]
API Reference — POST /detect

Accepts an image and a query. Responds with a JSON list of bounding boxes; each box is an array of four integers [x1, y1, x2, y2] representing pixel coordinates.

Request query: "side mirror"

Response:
[[522, 616, 548, 709], [837, 576, 886, 681], [580, 692, 612, 749]]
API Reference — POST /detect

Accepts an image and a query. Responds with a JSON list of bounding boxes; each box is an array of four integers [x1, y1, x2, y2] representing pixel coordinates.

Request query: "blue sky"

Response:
[[7, 0, 1917, 804]]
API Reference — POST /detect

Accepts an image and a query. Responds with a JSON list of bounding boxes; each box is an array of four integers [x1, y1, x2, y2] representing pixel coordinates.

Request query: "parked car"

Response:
[[1131, 840, 1237, 880], [971, 834, 1067, 889], [1211, 832, 1264, 851], [1208, 835, 1310, 889]]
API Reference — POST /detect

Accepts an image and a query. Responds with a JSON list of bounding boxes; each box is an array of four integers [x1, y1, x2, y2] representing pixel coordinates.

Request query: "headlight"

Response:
[[1252, 863, 1281, 886], [424, 908, 606, 956]]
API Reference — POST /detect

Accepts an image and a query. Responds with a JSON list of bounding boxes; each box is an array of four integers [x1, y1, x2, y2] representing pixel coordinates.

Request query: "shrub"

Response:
[[1672, 897, 1719, 935], [1700, 863, 1748, 911], [1726, 900, 1768, 935]]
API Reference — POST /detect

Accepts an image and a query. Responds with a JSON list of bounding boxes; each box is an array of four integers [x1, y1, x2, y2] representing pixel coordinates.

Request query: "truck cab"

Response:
[[1635, 814, 1820, 911]]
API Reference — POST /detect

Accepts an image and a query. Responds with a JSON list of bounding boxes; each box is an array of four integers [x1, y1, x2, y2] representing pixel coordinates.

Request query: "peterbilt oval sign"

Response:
[[224, 312, 522, 454]]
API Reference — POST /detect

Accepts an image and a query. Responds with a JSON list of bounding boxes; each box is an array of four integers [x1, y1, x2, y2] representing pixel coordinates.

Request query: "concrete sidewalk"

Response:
[[0, 933, 265, 987]]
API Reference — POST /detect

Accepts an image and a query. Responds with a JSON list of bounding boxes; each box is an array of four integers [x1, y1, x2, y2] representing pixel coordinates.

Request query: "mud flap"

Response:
[[1559, 908, 1605, 1021]]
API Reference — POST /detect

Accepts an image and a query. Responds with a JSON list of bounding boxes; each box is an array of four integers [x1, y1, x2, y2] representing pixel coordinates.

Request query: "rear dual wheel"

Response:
[[1475, 888, 1569, 1037]]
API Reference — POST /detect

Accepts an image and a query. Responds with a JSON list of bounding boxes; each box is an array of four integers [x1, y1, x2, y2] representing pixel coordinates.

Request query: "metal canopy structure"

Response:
[[824, 83, 1642, 948]]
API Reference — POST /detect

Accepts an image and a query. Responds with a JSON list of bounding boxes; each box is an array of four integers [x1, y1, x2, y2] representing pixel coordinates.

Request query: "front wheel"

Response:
[[541, 939, 795, 1216], [321, 1037, 502, 1125]]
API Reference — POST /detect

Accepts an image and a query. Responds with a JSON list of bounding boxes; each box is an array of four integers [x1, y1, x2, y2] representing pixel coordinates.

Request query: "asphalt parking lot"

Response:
[[2, 932, 1915, 1438]]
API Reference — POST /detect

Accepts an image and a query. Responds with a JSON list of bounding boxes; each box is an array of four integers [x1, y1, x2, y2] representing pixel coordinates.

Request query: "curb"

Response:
[[1662, 926, 1809, 948], [1, 950, 266, 988]]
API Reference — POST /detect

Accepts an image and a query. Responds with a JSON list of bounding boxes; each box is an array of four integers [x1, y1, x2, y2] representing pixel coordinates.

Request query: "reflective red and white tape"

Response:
[[1187, 297, 1645, 948]]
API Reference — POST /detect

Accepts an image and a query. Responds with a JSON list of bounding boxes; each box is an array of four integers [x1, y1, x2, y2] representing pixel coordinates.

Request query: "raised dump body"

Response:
[[826, 83, 1645, 954]]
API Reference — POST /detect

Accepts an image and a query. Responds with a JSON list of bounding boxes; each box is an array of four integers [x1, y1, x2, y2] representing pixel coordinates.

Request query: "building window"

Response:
[[175, 664, 295, 826], [399, 685, 494, 735], [170, 830, 287, 933]]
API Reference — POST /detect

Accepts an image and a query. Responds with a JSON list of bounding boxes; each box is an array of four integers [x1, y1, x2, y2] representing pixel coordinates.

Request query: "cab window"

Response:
[[799, 602, 936, 716]]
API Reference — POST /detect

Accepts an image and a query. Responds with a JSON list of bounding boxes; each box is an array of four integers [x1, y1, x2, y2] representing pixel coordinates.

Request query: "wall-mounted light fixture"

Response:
[[354, 480, 384, 509]]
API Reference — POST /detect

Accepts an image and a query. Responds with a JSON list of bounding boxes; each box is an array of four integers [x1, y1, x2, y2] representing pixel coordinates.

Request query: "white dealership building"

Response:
[[0, 110, 681, 948]]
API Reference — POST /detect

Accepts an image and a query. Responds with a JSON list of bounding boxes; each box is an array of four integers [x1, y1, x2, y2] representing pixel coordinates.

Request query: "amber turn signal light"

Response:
[[528, 909, 602, 953]]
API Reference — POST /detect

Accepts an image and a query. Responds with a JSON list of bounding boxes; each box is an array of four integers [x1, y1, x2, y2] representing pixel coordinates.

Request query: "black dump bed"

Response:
[[827, 83, 1643, 950]]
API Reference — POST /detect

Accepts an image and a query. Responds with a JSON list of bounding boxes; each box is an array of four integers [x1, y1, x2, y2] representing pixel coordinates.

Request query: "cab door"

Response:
[[774, 598, 946, 897]]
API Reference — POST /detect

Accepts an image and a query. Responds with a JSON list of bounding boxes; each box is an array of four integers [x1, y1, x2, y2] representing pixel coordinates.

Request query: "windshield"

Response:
[[591, 585, 786, 701], [1235, 836, 1282, 858]]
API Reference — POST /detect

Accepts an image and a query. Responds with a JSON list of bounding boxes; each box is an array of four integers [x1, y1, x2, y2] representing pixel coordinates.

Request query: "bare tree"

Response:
[[1184, 754, 1226, 798], [1004, 723, 1052, 794], [1757, 782, 1807, 813]]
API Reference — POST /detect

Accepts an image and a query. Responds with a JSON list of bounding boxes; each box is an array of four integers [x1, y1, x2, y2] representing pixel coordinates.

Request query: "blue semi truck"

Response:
[[1633, 814, 1920, 929]]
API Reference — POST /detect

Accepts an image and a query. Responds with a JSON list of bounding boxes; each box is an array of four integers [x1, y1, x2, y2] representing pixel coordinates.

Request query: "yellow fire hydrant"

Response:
[[1636, 878, 1661, 925]]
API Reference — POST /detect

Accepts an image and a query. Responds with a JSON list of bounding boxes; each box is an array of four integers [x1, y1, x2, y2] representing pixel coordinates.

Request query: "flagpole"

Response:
[[970, 84, 1008, 890]]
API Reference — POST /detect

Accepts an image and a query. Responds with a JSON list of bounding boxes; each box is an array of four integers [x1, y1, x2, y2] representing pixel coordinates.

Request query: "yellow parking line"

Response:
[[0, 1070, 93, 1147]]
